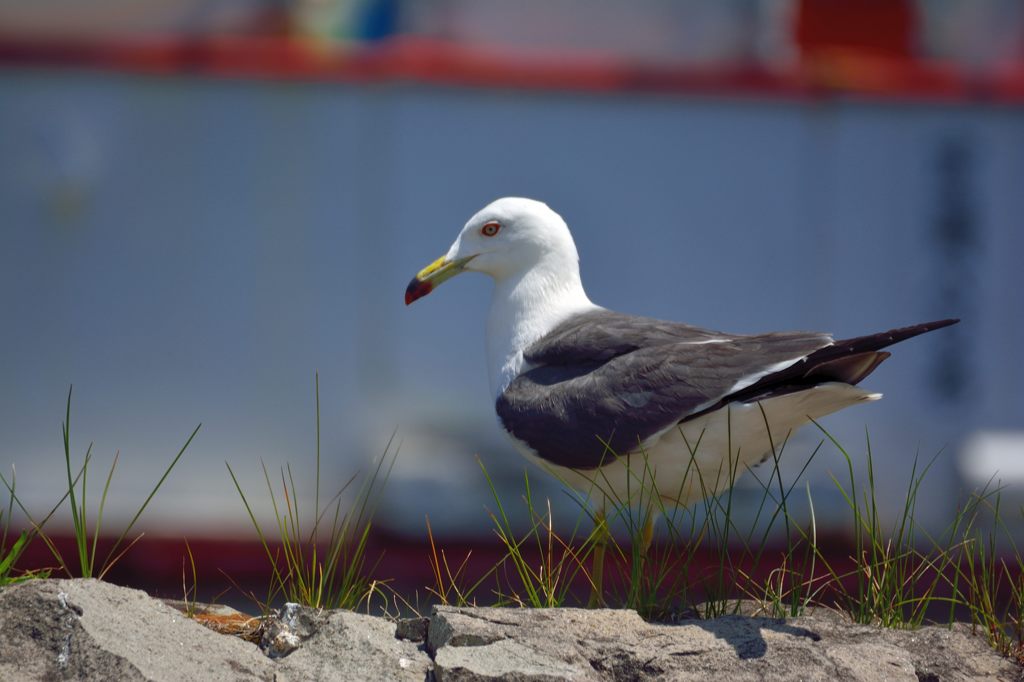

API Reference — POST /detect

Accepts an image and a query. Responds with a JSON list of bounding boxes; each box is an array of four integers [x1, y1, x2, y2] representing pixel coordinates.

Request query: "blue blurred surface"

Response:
[[0, 67, 1021, 538]]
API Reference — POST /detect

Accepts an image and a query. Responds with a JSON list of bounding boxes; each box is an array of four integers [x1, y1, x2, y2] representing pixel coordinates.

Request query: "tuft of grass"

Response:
[[949, 489, 1024, 663], [793, 423, 962, 629], [227, 374, 396, 611], [0, 466, 50, 586], [0, 467, 27, 586], [739, 481, 825, 618], [425, 514, 489, 607], [1, 461, 86, 586], [744, 419, 1024, 665], [0, 530, 31, 587], [7, 386, 199, 580], [481, 462, 599, 608]]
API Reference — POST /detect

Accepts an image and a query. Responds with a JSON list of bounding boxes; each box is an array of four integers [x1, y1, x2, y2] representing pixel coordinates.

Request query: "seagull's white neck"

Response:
[[485, 259, 597, 397]]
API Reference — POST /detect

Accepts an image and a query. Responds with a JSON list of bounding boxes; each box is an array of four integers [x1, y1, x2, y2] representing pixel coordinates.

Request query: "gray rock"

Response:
[[260, 602, 325, 658], [428, 606, 1022, 681], [0, 578, 275, 681], [397, 616, 431, 643], [0, 579, 1018, 681], [276, 609, 433, 681], [0, 579, 432, 681]]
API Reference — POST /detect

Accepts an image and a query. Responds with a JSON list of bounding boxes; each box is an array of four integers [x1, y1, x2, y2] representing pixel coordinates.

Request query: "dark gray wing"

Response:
[[496, 310, 833, 470]]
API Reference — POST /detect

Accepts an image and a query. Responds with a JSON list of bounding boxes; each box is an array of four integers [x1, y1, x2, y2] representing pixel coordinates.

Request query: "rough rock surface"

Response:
[[0, 578, 274, 681], [275, 608, 431, 681], [0, 579, 431, 681], [429, 606, 1022, 681], [0, 579, 1020, 681]]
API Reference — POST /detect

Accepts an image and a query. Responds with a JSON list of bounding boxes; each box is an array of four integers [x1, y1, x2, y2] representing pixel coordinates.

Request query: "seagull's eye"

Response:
[[481, 221, 501, 237]]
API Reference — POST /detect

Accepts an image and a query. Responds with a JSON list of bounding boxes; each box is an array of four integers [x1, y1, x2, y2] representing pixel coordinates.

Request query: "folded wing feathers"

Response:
[[500, 311, 833, 468], [498, 313, 959, 470]]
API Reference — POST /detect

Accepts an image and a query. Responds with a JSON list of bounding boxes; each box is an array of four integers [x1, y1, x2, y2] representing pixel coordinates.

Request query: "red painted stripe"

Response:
[[1, 35, 1023, 103]]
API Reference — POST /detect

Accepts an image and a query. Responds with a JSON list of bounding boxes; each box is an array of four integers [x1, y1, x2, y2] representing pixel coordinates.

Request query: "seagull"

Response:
[[405, 197, 957, 595]]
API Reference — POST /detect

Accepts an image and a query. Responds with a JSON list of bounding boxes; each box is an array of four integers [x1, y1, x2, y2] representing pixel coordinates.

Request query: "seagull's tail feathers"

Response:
[[796, 317, 959, 387], [828, 318, 960, 357], [728, 318, 959, 404], [803, 350, 891, 385]]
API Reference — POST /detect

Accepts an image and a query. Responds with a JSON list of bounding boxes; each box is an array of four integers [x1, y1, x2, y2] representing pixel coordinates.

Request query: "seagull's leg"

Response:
[[588, 506, 609, 608]]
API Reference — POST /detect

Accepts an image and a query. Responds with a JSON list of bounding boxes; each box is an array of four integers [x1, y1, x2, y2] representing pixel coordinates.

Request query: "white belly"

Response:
[[514, 382, 880, 509]]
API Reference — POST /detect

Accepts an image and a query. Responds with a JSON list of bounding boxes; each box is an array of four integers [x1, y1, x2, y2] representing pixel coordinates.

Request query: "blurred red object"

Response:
[[796, 0, 916, 59]]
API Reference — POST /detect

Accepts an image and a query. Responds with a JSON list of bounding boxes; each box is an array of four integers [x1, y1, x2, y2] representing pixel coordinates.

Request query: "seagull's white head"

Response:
[[405, 197, 580, 304]]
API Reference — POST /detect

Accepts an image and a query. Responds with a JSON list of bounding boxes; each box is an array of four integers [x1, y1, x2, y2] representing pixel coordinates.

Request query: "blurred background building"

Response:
[[1, 0, 1022, 594]]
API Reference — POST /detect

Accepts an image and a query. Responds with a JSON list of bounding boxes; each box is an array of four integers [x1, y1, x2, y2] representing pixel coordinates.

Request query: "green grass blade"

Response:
[[99, 423, 200, 576], [91, 450, 120, 579]]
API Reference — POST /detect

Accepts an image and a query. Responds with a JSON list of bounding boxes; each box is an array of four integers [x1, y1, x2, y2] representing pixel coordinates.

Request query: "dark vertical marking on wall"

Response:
[[930, 136, 978, 401]]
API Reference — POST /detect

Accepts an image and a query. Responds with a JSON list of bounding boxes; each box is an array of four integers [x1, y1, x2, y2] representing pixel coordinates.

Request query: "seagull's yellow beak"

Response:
[[405, 255, 475, 305]]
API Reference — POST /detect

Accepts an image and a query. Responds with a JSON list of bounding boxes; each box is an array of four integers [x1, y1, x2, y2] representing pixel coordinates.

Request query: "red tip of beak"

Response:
[[405, 278, 433, 305]]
